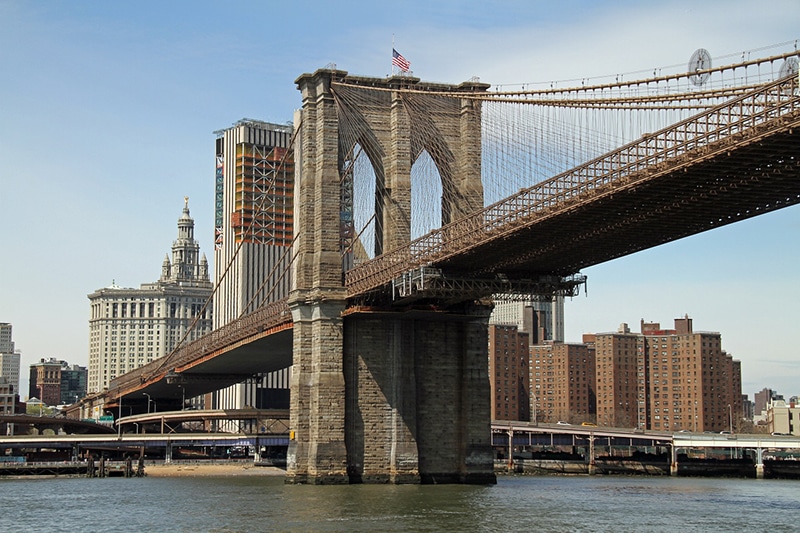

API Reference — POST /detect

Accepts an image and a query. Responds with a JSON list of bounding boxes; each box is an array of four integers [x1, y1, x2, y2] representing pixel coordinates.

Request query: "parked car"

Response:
[[556, 421, 571, 425]]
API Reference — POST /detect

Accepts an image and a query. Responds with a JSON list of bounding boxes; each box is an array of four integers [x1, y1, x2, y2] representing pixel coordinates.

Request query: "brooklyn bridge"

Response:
[[93, 46, 800, 484]]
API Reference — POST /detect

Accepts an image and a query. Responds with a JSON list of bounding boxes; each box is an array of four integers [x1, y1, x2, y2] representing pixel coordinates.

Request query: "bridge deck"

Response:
[[495, 422, 800, 451]]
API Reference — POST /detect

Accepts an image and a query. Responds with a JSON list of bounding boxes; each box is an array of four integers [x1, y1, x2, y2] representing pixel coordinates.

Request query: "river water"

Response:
[[2, 474, 798, 532]]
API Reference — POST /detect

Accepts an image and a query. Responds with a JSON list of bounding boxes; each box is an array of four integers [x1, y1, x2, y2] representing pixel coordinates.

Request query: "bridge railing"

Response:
[[345, 74, 800, 295], [109, 299, 291, 395]]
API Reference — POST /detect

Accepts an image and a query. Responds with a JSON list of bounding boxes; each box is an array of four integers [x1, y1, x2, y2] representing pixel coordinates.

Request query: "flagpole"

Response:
[[392, 34, 395, 75]]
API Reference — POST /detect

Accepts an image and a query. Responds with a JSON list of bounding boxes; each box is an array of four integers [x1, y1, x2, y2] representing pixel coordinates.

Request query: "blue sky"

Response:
[[1, 0, 798, 398]]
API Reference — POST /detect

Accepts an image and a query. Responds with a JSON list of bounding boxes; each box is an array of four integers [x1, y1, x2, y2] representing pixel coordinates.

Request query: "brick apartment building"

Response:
[[488, 324, 530, 421], [530, 342, 596, 424], [594, 317, 742, 432], [490, 314, 741, 432]]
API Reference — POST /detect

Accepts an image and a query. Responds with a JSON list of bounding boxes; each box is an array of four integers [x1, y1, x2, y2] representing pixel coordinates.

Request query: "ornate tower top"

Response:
[[160, 198, 210, 285]]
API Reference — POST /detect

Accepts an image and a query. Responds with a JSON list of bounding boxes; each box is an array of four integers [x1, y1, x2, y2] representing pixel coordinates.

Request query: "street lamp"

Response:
[[728, 404, 733, 434], [143, 392, 155, 414], [507, 425, 514, 470]]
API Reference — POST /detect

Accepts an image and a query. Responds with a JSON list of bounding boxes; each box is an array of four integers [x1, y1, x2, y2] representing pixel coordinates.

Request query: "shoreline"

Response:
[[145, 462, 286, 477]]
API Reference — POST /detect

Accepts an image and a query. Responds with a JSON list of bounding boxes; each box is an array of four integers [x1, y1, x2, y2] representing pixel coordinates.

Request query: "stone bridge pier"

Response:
[[287, 68, 495, 484], [343, 307, 496, 484]]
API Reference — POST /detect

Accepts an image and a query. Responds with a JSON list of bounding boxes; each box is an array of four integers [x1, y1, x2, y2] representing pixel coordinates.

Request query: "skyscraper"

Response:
[[0, 323, 13, 352], [213, 119, 294, 410], [0, 323, 20, 397], [87, 199, 213, 393], [490, 297, 565, 343]]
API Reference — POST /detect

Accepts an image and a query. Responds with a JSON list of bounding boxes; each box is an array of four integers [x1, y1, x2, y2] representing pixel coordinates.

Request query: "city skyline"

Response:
[[1, 1, 798, 397]]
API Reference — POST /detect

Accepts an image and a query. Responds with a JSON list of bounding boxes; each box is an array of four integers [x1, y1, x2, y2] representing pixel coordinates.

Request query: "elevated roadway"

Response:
[[0, 414, 116, 434], [116, 408, 289, 434], [494, 421, 800, 450]]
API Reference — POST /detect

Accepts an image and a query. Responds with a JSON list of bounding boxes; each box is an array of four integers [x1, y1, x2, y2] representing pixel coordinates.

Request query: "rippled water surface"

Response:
[[2, 474, 798, 532]]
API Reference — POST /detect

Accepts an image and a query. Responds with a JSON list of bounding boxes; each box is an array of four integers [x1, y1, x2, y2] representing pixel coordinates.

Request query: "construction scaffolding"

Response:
[[233, 143, 294, 246]]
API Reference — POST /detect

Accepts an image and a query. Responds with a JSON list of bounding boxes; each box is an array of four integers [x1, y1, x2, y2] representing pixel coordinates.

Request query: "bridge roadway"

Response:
[[115, 408, 290, 434], [1, 409, 290, 462], [0, 414, 116, 435], [494, 421, 800, 452], [105, 308, 293, 408], [494, 421, 800, 477], [0, 432, 287, 450], [3, 419, 796, 474], [105, 73, 800, 410]]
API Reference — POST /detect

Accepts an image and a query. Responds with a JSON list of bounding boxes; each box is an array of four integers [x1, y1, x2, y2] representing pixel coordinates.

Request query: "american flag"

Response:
[[392, 48, 410, 72]]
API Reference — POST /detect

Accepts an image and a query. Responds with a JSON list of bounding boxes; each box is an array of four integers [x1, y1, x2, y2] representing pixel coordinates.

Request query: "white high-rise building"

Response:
[[490, 296, 565, 342], [0, 323, 20, 396], [213, 119, 294, 411], [87, 199, 213, 393]]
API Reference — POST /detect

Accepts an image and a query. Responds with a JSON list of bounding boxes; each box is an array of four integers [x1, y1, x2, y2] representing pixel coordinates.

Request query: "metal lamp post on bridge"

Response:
[[507, 425, 514, 471], [143, 392, 156, 414], [728, 404, 733, 434]]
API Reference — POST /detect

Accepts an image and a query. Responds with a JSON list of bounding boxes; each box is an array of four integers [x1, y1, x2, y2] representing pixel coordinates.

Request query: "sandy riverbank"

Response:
[[144, 462, 286, 478]]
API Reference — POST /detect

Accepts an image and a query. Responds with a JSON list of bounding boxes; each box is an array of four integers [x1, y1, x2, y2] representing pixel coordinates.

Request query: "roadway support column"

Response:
[[755, 447, 764, 479], [670, 444, 678, 476]]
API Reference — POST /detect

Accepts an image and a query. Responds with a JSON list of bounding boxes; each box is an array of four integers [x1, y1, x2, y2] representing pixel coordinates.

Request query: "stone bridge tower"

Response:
[[288, 68, 495, 484]]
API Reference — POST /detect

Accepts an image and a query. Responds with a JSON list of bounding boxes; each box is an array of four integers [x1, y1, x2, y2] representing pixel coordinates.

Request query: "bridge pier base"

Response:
[[343, 305, 496, 485], [286, 296, 350, 485]]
